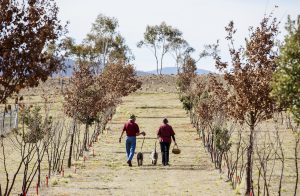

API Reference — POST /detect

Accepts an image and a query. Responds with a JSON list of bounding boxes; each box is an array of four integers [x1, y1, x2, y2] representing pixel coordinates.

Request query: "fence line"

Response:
[[0, 108, 18, 135]]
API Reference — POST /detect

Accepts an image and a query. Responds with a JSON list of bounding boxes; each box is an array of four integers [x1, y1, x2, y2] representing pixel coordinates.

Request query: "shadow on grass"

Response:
[[136, 106, 173, 109], [78, 187, 122, 190], [114, 151, 152, 154], [184, 130, 198, 133], [137, 164, 209, 171], [137, 116, 186, 119]]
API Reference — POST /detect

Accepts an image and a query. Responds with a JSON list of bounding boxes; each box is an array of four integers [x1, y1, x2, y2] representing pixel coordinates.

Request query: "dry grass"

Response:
[[0, 75, 298, 195], [41, 91, 235, 196]]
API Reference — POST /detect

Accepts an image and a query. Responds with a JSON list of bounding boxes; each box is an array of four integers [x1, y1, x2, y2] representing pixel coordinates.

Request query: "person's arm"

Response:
[[119, 124, 126, 143], [157, 127, 161, 142], [172, 135, 177, 145], [119, 130, 125, 143], [171, 126, 177, 145], [136, 132, 145, 136], [135, 124, 145, 136]]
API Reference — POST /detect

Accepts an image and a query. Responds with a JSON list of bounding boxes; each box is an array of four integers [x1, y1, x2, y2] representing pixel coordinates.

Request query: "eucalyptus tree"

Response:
[[170, 37, 194, 74], [137, 22, 184, 74], [85, 14, 133, 74]]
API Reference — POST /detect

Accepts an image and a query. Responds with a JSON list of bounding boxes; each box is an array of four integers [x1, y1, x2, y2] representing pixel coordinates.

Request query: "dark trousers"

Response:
[[160, 142, 171, 165]]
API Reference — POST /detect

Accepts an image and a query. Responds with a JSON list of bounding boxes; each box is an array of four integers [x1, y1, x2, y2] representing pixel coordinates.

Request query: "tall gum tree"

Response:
[[137, 22, 184, 74], [170, 37, 194, 74], [85, 14, 133, 74]]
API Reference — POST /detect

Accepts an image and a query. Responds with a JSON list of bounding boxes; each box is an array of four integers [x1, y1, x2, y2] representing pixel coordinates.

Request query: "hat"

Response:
[[129, 114, 136, 120]]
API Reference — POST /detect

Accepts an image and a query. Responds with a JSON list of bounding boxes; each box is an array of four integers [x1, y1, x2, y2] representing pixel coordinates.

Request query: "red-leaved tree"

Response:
[[0, 0, 66, 103], [213, 15, 279, 195]]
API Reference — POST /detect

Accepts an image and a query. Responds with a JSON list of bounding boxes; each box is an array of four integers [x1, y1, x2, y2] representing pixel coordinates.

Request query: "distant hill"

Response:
[[136, 70, 151, 76], [56, 60, 210, 77], [143, 67, 211, 75]]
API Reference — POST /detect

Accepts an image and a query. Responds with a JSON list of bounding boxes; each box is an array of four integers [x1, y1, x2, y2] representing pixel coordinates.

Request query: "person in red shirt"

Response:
[[119, 114, 145, 167], [157, 118, 177, 166]]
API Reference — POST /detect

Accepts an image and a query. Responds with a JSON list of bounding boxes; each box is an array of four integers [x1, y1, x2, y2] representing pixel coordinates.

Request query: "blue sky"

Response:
[[56, 0, 300, 72]]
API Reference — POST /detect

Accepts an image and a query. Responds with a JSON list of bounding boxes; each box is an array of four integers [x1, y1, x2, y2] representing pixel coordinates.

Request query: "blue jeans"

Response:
[[160, 142, 171, 165], [126, 136, 136, 161]]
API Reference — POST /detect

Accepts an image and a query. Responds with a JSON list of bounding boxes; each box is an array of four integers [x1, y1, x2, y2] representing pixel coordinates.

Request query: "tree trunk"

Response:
[[294, 137, 299, 196], [156, 57, 159, 75], [278, 131, 284, 196], [201, 127, 206, 148], [46, 147, 52, 178], [278, 159, 284, 196], [83, 123, 89, 151], [160, 59, 163, 75], [257, 167, 261, 196], [60, 77, 64, 93], [154, 47, 159, 75], [246, 114, 255, 196], [36, 144, 41, 187], [176, 56, 181, 74], [68, 119, 76, 168], [160, 53, 165, 75]]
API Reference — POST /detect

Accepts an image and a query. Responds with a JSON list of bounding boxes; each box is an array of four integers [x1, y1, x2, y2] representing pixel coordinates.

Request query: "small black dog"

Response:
[[137, 152, 143, 166]]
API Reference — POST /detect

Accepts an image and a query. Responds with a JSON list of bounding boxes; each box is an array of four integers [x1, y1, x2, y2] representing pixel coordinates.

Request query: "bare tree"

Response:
[[0, 103, 52, 195]]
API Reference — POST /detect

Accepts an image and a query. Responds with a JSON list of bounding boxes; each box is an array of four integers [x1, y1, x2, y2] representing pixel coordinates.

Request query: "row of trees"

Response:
[[0, 0, 66, 194], [178, 14, 300, 196], [0, 1, 141, 194]]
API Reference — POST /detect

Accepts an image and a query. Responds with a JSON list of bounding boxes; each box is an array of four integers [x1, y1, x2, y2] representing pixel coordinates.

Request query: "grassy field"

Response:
[[0, 75, 299, 195], [212, 116, 299, 195], [42, 91, 235, 196]]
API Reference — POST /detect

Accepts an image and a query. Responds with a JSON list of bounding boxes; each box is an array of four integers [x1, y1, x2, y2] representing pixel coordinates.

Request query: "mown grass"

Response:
[[0, 76, 298, 195]]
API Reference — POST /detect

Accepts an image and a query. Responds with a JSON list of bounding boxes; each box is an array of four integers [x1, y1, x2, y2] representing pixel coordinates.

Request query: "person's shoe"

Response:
[[127, 160, 132, 167]]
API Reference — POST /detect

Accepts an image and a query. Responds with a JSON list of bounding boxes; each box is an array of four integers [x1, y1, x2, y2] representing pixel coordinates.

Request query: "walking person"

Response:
[[119, 114, 145, 167], [157, 118, 177, 166]]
